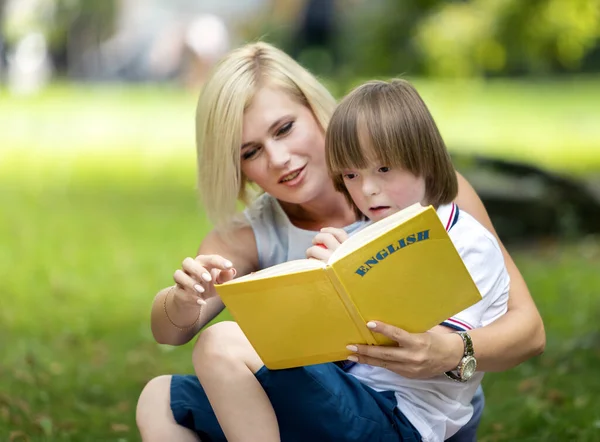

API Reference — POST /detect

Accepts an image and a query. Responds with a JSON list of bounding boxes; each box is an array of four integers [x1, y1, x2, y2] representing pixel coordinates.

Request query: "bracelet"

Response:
[[163, 286, 202, 331]]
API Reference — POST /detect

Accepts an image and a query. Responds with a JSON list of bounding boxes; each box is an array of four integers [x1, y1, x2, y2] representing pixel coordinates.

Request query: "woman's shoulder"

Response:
[[244, 193, 279, 223]]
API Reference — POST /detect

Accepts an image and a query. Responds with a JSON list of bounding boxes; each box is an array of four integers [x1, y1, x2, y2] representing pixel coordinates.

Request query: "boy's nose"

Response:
[[361, 178, 380, 196]]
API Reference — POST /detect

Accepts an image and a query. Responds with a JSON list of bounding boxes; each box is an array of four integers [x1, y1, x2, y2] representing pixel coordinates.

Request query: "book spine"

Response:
[[324, 266, 378, 346]]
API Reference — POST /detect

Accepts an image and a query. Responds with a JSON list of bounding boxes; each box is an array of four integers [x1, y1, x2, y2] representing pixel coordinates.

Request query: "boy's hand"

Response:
[[305, 227, 349, 262], [172, 254, 237, 306]]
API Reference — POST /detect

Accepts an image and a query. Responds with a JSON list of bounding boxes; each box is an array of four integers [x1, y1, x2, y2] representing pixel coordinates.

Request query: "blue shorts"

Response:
[[171, 363, 421, 442]]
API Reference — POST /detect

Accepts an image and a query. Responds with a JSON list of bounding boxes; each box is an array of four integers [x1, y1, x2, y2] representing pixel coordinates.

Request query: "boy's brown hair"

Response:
[[325, 79, 458, 210]]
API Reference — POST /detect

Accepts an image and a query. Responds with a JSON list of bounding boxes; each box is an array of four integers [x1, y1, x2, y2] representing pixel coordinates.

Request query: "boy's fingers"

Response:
[[306, 245, 331, 261], [312, 232, 342, 250], [319, 227, 349, 243]]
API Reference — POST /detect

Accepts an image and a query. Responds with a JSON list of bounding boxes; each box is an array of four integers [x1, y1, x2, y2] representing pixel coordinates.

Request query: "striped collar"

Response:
[[436, 203, 460, 232]]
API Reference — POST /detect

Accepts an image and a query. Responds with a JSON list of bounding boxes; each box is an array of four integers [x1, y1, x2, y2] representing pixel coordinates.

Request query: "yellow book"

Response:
[[215, 203, 482, 370]]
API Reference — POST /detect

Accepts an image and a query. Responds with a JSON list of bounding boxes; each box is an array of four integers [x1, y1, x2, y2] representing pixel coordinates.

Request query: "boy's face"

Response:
[[339, 130, 427, 221], [341, 162, 427, 222]]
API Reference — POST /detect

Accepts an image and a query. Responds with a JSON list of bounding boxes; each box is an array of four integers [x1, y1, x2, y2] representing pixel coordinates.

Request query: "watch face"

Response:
[[462, 357, 477, 380]]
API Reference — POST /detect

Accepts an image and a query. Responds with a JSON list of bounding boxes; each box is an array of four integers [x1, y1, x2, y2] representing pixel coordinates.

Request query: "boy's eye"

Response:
[[342, 172, 357, 180], [378, 166, 391, 173], [275, 121, 293, 137], [242, 146, 260, 160]]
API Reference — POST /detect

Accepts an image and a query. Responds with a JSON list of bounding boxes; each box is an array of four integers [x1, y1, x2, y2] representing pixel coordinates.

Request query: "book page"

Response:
[[328, 203, 428, 263], [229, 258, 326, 283]]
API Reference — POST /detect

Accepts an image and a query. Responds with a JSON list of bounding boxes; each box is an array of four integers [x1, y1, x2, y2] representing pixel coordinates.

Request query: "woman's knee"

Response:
[[136, 375, 173, 431], [136, 375, 201, 442]]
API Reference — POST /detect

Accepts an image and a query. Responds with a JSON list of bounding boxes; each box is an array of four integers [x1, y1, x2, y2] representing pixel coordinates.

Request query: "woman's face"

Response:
[[240, 87, 331, 204]]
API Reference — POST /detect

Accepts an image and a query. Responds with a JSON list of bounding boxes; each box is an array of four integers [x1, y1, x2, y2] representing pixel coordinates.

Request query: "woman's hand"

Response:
[[346, 321, 464, 379], [173, 254, 237, 306], [305, 227, 349, 262]]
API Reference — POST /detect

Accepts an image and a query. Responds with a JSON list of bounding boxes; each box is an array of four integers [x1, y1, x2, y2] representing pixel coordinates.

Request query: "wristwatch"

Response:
[[444, 331, 477, 382]]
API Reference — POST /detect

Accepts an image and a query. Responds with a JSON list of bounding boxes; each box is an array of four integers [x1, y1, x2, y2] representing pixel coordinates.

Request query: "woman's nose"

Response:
[[266, 142, 291, 168]]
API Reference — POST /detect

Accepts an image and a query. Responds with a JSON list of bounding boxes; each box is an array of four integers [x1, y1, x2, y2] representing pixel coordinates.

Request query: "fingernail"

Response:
[[347, 356, 358, 362], [346, 345, 358, 352], [197, 298, 207, 306], [366, 321, 377, 329], [224, 260, 233, 268], [194, 284, 205, 293], [231, 268, 237, 277], [201, 273, 212, 282]]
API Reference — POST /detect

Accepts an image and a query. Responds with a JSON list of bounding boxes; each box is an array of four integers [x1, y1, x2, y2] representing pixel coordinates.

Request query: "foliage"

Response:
[[265, 0, 600, 78], [414, 0, 600, 77]]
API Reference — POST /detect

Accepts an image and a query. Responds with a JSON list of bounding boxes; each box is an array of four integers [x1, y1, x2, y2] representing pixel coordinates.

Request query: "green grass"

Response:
[[2, 77, 600, 174], [1, 82, 600, 440]]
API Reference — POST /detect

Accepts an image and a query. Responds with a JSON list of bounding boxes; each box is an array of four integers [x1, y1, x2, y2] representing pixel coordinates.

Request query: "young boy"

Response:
[[306, 79, 509, 441]]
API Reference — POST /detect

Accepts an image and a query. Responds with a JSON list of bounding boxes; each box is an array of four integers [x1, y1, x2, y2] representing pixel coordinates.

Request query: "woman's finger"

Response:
[[182, 257, 212, 284], [215, 268, 237, 284], [173, 269, 201, 292], [366, 321, 414, 347], [195, 254, 234, 271], [348, 342, 403, 361], [173, 270, 207, 305], [346, 347, 427, 379]]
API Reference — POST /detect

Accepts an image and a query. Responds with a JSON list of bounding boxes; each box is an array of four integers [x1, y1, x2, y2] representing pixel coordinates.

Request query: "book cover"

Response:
[[215, 204, 482, 369]]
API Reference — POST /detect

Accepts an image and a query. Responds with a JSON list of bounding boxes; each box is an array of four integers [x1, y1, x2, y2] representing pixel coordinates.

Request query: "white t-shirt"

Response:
[[347, 203, 509, 442]]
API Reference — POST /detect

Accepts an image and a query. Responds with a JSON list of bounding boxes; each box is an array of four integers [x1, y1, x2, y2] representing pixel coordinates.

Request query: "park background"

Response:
[[2, 0, 600, 440]]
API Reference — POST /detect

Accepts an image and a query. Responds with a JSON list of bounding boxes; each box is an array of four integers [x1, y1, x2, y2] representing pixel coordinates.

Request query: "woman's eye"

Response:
[[378, 166, 391, 173], [242, 147, 260, 160], [275, 121, 293, 137]]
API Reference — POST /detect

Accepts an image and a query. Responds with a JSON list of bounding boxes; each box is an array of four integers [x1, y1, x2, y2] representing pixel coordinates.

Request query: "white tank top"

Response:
[[243, 193, 366, 268]]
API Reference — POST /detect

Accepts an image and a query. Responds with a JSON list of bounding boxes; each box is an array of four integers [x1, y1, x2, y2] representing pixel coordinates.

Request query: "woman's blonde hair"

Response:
[[326, 79, 458, 209], [196, 41, 337, 227]]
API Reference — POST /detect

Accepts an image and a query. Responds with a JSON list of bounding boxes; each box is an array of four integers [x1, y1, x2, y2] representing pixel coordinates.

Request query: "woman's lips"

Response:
[[278, 166, 306, 186]]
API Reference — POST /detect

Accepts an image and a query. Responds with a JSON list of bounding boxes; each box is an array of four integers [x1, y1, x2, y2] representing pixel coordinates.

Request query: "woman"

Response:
[[136, 42, 545, 441]]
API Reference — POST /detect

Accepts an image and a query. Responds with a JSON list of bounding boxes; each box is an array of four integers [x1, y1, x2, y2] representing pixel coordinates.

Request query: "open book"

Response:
[[215, 203, 482, 369]]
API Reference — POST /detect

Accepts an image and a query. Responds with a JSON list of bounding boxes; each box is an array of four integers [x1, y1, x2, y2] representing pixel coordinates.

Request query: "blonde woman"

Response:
[[136, 42, 545, 442]]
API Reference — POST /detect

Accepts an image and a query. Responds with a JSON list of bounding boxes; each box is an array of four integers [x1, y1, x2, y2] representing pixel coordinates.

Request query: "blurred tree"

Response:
[[337, 0, 445, 78], [277, 0, 600, 79], [47, 0, 117, 75], [3, 0, 117, 75], [414, 0, 600, 77]]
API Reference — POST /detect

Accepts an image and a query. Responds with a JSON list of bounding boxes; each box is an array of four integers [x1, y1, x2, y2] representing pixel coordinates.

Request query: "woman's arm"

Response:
[[150, 226, 259, 346], [454, 171, 545, 371]]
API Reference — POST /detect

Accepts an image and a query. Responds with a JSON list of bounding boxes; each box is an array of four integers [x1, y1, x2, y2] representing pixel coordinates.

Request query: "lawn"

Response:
[[1, 82, 600, 441]]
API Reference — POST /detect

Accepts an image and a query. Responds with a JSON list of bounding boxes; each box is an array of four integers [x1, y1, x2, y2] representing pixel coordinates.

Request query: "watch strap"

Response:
[[444, 331, 475, 382]]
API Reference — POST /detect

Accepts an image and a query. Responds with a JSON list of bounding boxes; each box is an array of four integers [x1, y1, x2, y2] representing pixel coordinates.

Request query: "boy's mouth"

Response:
[[369, 206, 390, 211]]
